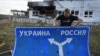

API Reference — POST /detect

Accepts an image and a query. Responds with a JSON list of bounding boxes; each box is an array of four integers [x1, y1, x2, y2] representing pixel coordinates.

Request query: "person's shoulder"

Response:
[[58, 15, 64, 17], [56, 15, 64, 20], [70, 15, 78, 20], [70, 15, 78, 18], [70, 14, 75, 17]]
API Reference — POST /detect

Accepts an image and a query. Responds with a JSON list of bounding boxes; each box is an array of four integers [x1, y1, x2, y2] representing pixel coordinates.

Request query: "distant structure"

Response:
[[28, 1, 55, 19], [11, 0, 100, 25], [11, 10, 28, 18]]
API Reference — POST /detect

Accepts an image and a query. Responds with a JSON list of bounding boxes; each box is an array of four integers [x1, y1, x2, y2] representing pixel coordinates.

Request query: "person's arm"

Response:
[[53, 18, 57, 26], [76, 18, 83, 26], [71, 18, 83, 27], [53, 15, 61, 26]]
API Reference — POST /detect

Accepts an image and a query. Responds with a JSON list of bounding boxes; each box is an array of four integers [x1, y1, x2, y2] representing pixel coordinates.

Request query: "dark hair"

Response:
[[64, 8, 70, 13]]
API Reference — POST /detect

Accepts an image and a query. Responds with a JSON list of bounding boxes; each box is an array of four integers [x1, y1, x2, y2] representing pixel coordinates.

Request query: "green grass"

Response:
[[0, 22, 100, 56], [90, 26, 100, 56]]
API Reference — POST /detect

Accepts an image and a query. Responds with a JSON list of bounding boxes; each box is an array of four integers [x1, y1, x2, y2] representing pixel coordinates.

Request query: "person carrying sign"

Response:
[[53, 8, 83, 27]]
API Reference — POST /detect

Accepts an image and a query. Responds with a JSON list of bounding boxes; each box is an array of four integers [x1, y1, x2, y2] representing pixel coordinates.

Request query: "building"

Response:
[[28, 0, 100, 22], [11, 0, 100, 25], [28, 1, 55, 19]]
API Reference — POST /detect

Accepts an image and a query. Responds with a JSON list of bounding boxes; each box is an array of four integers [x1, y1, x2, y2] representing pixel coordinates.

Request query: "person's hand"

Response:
[[71, 24, 77, 27], [53, 23, 56, 26]]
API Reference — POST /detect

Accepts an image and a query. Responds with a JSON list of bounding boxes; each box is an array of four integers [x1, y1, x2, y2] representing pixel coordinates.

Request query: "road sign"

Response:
[[13, 26, 90, 56]]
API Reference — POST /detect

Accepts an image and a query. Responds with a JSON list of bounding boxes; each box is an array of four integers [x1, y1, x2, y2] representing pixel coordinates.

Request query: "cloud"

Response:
[[0, 0, 43, 14]]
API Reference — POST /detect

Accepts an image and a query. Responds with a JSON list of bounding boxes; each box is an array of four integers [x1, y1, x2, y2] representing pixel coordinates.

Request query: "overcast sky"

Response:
[[0, 0, 43, 15]]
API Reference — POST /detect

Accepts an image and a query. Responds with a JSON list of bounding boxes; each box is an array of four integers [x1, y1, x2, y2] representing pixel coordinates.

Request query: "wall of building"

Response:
[[28, 0, 100, 22]]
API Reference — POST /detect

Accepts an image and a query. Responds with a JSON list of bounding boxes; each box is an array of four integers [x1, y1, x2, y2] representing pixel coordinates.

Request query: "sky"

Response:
[[0, 0, 43, 15]]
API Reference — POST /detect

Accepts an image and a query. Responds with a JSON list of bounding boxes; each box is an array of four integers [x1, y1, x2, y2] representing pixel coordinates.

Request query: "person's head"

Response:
[[64, 8, 70, 17]]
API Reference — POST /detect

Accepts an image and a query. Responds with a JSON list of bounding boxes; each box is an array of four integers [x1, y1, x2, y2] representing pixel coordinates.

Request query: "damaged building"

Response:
[[11, 0, 100, 25]]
